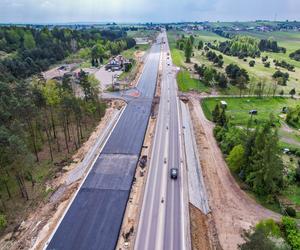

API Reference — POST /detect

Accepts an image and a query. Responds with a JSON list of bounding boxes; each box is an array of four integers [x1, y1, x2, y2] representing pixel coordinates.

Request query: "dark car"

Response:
[[249, 110, 258, 115], [170, 168, 178, 179]]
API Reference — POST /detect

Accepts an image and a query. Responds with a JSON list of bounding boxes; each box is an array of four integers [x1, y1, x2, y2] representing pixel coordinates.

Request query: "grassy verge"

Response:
[[283, 185, 300, 206], [177, 70, 210, 93], [119, 44, 150, 82], [171, 48, 185, 67]]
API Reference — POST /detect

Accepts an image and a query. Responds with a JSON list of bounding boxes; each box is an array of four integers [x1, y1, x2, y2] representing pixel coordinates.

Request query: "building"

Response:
[[105, 55, 131, 71]]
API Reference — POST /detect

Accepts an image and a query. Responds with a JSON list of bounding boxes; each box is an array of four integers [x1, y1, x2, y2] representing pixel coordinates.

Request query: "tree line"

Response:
[[175, 34, 194, 63], [258, 39, 286, 53], [207, 36, 287, 59], [239, 217, 300, 250], [0, 72, 105, 206], [212, 107, 284, 197], [290, 49, 300, 61], [208, 36, 261, 59]]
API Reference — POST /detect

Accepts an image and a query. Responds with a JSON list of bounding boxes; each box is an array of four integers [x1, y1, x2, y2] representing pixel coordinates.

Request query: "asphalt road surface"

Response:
[[134, 32, 187, 250], [45, 34, 162, 250]]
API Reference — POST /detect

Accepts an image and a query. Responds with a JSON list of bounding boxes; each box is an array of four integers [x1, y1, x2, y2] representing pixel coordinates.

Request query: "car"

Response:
[[170, 168, 178, 179], [249, 110, 257, 115]]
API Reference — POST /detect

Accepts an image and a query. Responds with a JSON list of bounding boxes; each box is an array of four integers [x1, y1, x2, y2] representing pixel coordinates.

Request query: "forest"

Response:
[[0, 26, 137, 231], [0, 27, 136, 82]]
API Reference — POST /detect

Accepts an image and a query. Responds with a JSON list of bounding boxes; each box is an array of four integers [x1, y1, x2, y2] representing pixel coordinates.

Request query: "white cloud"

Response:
[[0, 0, 299, 23]]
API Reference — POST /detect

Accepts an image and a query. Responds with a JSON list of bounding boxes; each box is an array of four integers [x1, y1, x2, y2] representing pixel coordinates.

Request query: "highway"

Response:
[[45, 34, 162, 250], [135, 32, 188, 250]]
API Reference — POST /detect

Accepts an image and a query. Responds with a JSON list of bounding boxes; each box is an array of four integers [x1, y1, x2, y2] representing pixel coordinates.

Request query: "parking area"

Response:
[[94, 67, 123, 89]]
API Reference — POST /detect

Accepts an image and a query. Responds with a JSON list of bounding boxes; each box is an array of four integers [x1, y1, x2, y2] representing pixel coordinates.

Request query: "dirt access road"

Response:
[[189, 97, 280, 250]]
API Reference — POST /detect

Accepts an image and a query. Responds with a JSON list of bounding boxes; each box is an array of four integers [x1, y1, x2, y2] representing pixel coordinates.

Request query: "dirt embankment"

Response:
[[189, 97, 280, 250], [190, 204, 222, 250], [0, 106, 120, 250]]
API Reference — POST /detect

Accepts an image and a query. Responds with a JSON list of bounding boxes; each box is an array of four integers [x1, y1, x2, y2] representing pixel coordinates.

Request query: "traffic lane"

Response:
[[164, 78, 182, 250], [134, 88, 168, 249], [138, 129, 167, 249], [143, 129, 166, 248], [146, 73, 170, 248]]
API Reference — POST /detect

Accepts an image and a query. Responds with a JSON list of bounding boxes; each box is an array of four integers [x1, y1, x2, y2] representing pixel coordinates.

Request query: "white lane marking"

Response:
[[155, 113, 169, 250]]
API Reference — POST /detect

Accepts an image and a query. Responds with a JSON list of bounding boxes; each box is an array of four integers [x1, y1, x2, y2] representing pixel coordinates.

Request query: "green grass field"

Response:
[[202, 96, 300, 149], [177, 70, 210, 92], [191, 30, 300, 95], [201, 97, 299, 125], [283, 185, 300, 206], [168, 30, 300, 95]]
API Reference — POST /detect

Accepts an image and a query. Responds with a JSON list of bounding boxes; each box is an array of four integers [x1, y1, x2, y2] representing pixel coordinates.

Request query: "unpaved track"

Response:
[[189, 97, 280, 250]]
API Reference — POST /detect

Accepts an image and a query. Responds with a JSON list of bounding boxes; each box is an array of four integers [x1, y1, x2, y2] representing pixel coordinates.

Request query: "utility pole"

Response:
[[112, 74, 114, 91]]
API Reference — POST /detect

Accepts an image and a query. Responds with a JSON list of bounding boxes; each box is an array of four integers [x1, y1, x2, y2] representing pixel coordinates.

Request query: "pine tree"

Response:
[[246, 117, 283, 195], [184, 38, 193, 63], [212, 104, 220, 123], [218, 108, 227, 128]]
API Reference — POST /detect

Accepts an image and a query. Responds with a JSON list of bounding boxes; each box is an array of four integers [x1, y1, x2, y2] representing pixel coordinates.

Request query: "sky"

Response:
[[0, 0, 299, 23]]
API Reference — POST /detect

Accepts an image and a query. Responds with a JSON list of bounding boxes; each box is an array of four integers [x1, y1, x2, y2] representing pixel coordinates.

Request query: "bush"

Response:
[[296, 167, 300, 182], [249, 60, 255, 67], [227, 144, 245, 173], [290, 49, 300, 62], [282, 216, 300, 250], [239, 227, 281, 250], [0, 214, 7, 230], [285, 207, 296, 218], [256, 219, 281, 237]]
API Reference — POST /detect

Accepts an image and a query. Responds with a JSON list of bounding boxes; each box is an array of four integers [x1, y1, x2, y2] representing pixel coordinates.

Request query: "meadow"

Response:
[[168, 30, 300, 95]]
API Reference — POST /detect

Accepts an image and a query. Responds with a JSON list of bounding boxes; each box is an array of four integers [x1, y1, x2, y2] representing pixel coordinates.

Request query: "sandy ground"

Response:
[[190, 204, 210, 250], [189, 97, 280, 250], [0, 106, 120, 250]]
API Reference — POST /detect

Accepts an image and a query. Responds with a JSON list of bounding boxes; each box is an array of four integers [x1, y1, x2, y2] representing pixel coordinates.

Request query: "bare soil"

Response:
[[190, 204, 214, 250], [0, 107, 119, 250], [188, 97, 280, 250]]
